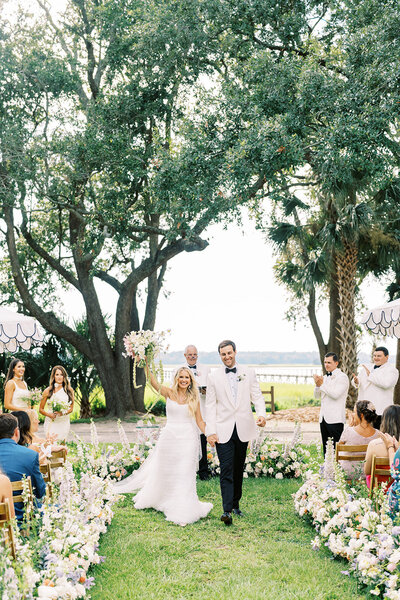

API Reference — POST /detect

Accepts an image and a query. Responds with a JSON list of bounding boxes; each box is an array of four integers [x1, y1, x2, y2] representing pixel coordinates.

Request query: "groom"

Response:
[[205, 340, 267, 525]]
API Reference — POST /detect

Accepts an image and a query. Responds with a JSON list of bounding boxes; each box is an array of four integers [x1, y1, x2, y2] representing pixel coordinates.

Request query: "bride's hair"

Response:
[[171, 367, 199, 416], [48, 365, 74, 404]]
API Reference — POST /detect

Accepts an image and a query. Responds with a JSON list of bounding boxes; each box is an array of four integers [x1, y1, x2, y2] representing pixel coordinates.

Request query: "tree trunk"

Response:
[[328, 254, 341, 358], [336, 239, 358, 408], [307, 287, 327, 367], [79, 392, 92, 418], [394, 337, 400, 405]]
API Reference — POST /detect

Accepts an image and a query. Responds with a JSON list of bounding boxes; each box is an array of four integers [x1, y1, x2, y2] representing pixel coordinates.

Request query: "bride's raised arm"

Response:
[[145, 363, 172, 399]]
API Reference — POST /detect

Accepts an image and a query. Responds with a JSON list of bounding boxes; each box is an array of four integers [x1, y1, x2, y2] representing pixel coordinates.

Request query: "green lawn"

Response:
[[91, 478, 368, 600]]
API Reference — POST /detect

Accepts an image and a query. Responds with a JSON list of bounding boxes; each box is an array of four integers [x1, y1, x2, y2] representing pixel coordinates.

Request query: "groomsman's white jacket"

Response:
[[314, 368, 349, 424], [184, 363, 211, 419], [352, 363, 399, 415], [205, 365, 267, 443]]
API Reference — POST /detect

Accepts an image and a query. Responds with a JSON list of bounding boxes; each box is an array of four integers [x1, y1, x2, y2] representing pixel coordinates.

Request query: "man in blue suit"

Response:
[[0, 413, 46, 522]]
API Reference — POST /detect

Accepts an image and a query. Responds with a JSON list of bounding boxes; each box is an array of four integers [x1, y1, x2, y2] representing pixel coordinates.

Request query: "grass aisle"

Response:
[[91, 479, 368, 600]]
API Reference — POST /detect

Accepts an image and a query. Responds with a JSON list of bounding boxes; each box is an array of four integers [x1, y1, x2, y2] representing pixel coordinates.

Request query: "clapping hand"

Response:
[[256, 416, 266, 427], [313, 374, 323, 387], [352, 372, 359, 385]]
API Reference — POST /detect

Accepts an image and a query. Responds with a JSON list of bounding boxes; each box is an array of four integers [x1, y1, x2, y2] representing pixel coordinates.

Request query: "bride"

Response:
[[114, 365, 213, 526]]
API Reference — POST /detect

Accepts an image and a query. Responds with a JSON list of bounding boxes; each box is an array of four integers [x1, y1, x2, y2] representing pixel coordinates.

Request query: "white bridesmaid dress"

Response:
[[114, 398, 213, 526], [11, 381, 30, 409], [44, 388, 71, 441]]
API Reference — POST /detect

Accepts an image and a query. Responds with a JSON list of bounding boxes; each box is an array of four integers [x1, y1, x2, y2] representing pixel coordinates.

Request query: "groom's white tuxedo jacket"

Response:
[[205, 365, 266, 443]]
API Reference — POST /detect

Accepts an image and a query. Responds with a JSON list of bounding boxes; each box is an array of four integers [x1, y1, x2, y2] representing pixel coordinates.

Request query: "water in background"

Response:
[[163, 364, 317, 384]]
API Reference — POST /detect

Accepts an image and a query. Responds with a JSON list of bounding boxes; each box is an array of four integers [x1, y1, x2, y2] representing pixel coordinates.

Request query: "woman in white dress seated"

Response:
[[114, 366, 213, 526], [39, 366, 74, 443], [4, 358, 31, 412]]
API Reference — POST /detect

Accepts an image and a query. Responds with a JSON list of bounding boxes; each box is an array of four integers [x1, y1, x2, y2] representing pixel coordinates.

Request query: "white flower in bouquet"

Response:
[[30, 387, 43, 405], [50, 395, 70, 415]]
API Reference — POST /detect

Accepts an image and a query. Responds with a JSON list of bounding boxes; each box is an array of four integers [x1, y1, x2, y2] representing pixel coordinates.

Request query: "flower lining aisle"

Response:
[[1, 465, 116, 600], [294, 441, 400, 599]]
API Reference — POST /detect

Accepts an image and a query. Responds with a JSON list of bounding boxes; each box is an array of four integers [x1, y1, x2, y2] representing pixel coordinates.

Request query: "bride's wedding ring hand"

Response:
[[256, 416, 266, 427]]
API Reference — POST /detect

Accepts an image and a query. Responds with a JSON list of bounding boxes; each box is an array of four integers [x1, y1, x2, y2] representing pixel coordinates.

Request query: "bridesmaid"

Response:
[[3, 358, 31, 412], [39, 366, 74, 443]]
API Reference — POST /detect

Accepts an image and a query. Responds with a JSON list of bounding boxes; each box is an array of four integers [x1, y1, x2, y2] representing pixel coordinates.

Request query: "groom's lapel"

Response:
[[220, 367, 236, 407]]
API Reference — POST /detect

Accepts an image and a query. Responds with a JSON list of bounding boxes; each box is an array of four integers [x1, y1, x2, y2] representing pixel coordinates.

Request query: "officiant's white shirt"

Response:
[[314, 368, 349, 424], [205, 364, 266, 443], [351, 362, 399, 415], [183, 363, 210, 418]]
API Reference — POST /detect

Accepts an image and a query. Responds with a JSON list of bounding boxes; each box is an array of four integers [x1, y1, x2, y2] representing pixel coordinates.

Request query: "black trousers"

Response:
[[320, 418, 344, 456], [216, 425, 248, 513], [198, 433, 210, 476]]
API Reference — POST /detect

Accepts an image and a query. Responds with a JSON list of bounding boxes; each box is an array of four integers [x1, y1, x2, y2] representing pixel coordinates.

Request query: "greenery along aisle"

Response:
[[90, 479, 370, 600]]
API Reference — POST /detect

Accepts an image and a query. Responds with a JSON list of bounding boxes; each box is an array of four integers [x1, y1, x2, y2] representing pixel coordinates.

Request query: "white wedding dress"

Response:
[[44, 388, 71, 441], [114, 398, 213, 526]]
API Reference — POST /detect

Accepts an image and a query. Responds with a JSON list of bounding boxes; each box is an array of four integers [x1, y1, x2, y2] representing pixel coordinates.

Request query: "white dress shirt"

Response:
[[352, 362, 399, 415], [184, 363, 211, 419], [314, 367, 349, 424], [226, 368, 239, 403]]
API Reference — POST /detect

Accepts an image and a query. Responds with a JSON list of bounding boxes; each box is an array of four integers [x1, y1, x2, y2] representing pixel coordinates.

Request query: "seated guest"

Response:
[[378, 432, 400, 516], [11, 410, 32, 447], [12, 410, 65, 464], [364, 405, 400, 485], [0, 414, 46, 522], [0, 469, 15, 518], [338, 400, 380, 479], [27, 409, 67, 456]]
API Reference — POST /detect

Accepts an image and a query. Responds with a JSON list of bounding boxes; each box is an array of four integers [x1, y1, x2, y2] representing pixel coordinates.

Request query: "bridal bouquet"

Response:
[[123, 329, 170, 389], [51, 395, 70, 415]]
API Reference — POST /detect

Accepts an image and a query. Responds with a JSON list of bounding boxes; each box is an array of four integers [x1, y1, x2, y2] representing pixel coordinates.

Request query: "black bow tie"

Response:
[[374, 365, 380, 369], [326, 372, 332, 377], [188, 365, 197, 369], [225, 367, 237, 374]]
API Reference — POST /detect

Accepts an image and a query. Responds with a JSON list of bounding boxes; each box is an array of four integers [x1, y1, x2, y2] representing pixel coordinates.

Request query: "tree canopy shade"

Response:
[[202, 0, 400, 397], [0, 0, 239, 416]]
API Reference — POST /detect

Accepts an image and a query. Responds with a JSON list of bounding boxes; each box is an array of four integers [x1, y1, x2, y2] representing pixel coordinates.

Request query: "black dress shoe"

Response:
[[233, 508, 244, 517], [220, 512, 232, 525]]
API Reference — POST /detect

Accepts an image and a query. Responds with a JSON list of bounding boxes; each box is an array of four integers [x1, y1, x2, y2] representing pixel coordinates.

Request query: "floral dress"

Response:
[[388, 448, 400, 516]]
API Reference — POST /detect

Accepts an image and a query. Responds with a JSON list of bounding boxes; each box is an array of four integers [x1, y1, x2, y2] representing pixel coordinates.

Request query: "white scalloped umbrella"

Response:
[[360, 299, 400, 338], [0, 307, 44, 352]]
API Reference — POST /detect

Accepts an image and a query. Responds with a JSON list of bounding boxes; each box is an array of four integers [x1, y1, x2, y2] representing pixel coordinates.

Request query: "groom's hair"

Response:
[[324, 352, 338, 363], [218, 340, 236, 353]]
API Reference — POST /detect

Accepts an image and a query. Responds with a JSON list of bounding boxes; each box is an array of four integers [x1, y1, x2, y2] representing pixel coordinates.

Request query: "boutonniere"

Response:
[[237, 374, 246, 382], [195, 370, 201, 377]]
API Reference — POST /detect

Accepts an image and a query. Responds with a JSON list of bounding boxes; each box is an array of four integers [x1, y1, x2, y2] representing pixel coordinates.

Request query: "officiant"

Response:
[[183, 345, 211, 480]]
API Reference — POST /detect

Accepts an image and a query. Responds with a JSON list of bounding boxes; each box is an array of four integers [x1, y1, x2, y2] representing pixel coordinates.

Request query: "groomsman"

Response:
[[352, 346, 399, 429], [314, 352, 349, 456], [183, 345, 211, 480], [206, 340, 266, 525]]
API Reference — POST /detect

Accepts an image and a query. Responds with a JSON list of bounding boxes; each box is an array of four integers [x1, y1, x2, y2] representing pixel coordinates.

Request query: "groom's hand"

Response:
[[207, 434, 219, 447], [256, 416, 266, 427]]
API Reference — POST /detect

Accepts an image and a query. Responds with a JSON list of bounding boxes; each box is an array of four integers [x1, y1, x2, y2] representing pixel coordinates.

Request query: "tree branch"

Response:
[[3, 203, 93, 358]]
